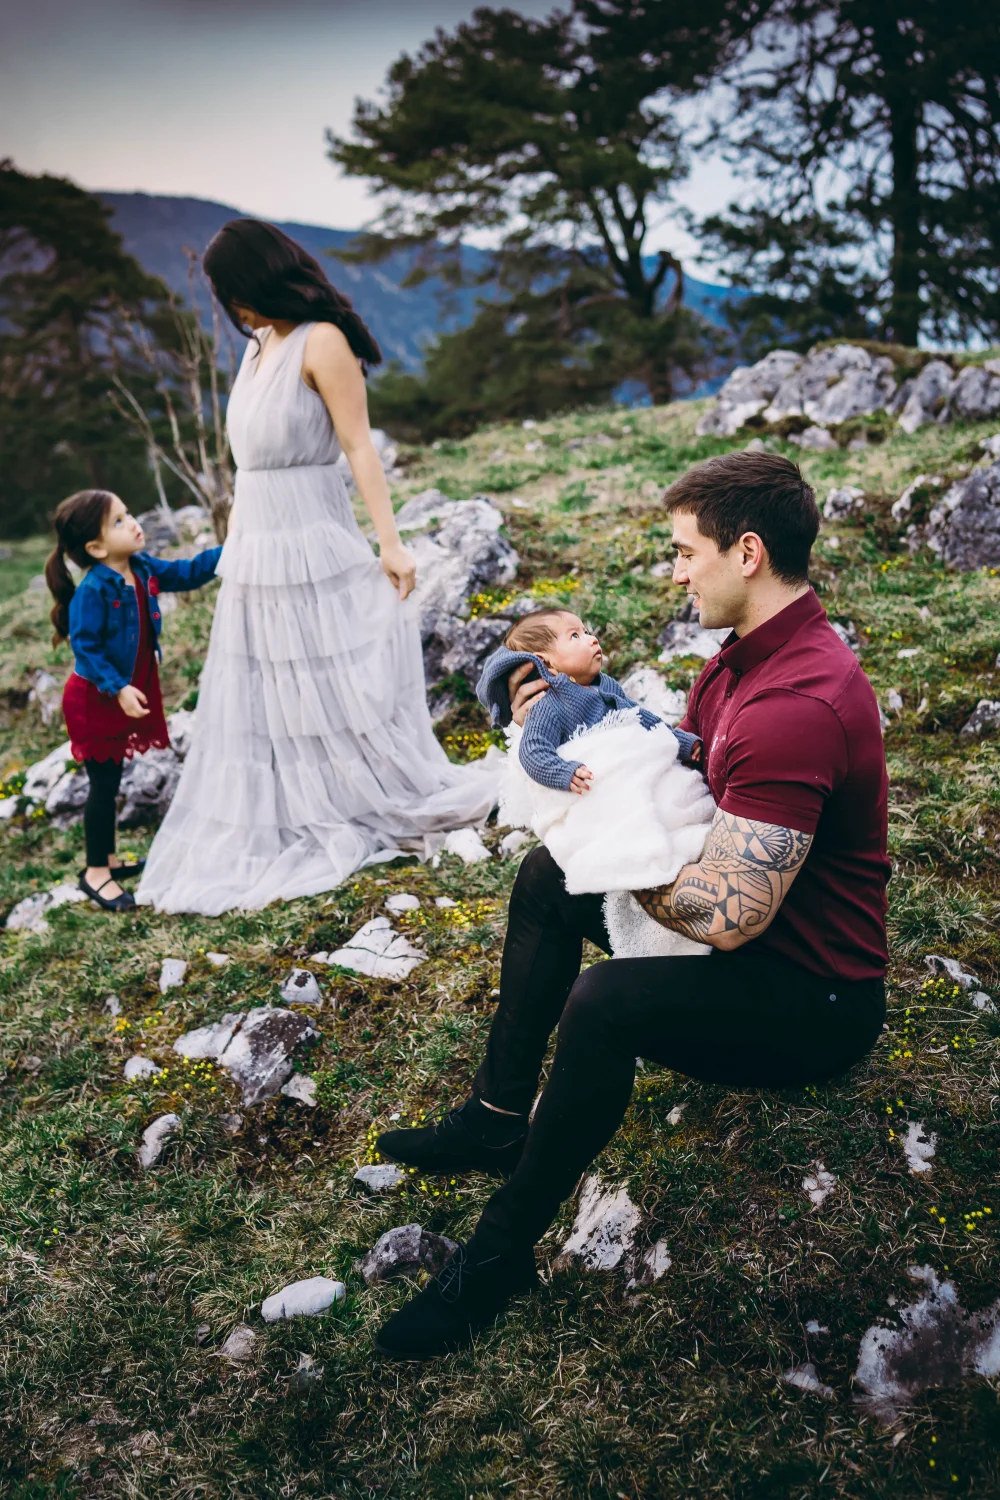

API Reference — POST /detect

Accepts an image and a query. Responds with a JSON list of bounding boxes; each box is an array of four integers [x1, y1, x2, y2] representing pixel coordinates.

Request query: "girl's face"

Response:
[[86, 495, 145, 566], [232, 302, 268, 330]]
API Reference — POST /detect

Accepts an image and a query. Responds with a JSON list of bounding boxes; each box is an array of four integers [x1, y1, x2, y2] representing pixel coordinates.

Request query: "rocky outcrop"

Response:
[[172, 1006, 320, 1107], [895, 359, 955, 434], [695, 350, 804, 438], [762, 344, 896, 428], [924, 460, 1000, 572], [945, 361, 1000, 424]]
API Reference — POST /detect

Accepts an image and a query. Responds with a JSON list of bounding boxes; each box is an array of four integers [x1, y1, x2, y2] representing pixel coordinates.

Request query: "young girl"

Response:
[[45, 489, 222, 913]]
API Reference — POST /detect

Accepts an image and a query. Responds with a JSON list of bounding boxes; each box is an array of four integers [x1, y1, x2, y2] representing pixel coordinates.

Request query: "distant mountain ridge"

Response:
[[100, 191, 740, 375]]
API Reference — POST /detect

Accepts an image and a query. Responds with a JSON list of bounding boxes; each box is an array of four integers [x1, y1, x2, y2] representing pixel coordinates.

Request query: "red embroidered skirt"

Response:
[[63, 576, 171, 765]]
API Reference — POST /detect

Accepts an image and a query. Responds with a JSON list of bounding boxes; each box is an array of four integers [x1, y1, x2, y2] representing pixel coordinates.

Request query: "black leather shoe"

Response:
[[78, 872, 137, 913], [109, 858, 145, 879], [376, 1103, 528, 1179], [375, 1240, 539, 1360]]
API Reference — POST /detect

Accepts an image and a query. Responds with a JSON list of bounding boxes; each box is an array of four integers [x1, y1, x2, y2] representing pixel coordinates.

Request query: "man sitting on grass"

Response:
[[374, 450, 890, 1360]]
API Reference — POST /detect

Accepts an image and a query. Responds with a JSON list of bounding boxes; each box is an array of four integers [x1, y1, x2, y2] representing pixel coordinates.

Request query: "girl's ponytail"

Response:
[[45, 542, 76, 642], [45, 489, 116, 644]]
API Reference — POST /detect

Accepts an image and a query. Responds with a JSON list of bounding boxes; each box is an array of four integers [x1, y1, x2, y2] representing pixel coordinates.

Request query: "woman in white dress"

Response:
[[137, 219, 498, 915]]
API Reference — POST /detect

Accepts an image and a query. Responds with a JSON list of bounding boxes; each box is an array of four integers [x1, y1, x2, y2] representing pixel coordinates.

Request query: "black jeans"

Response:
[[472, 847, 885, 1255], [83, 758, 123, 867]]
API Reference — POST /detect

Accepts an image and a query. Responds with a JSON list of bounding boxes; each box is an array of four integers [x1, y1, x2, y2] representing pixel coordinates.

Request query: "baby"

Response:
[[477, 608, 701, 793]]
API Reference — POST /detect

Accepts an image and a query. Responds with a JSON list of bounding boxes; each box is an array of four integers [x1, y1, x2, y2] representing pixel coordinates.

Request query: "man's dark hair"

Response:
[[663, 452, 819, 585]]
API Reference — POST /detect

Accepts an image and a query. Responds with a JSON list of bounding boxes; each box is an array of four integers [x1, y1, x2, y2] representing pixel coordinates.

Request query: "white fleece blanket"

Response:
[[500, 711, 716, 960]]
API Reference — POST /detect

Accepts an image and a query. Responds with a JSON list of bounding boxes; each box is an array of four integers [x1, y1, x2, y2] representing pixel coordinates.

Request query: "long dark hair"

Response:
[[203, 219, 383, 373], [45, 489, 115, 641]]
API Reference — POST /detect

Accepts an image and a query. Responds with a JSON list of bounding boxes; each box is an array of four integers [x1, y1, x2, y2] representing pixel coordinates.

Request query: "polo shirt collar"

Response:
[[719, 587, 824, 674]]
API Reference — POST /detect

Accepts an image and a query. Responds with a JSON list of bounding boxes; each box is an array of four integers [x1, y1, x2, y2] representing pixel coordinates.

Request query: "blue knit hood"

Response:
[[476, 646, 561, 728]]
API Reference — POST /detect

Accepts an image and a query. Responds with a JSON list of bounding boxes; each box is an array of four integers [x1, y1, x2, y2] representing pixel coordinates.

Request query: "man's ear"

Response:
[[738, 531, 768, 578]]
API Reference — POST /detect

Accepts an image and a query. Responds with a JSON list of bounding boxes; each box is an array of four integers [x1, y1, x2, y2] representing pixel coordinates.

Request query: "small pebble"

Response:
[[158, 959, 187, 994], [205, 952, 230, 968]]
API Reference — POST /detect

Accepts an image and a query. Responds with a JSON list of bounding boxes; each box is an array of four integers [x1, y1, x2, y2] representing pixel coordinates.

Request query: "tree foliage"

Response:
[[330, 2, 762, 426], [0, 162, 171, 537], [707, 1, 1000, 349]]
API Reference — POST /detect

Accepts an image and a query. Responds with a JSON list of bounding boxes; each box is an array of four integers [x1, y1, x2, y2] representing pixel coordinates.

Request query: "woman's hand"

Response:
[[118, 685, 150, 718], [380, 540, 417, 600], [508, 661, 549, 727]]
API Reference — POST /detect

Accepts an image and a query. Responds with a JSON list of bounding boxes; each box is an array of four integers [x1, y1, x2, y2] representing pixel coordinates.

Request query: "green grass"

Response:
[[2, 397, 1000, 1495]]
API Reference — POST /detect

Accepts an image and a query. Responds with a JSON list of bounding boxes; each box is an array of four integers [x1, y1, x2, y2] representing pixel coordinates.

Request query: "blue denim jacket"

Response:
[[68, 547, 222, 696]]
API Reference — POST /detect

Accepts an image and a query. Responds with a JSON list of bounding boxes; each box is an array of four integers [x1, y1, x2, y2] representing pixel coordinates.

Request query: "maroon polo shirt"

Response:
[[678, 588, 889, 981]]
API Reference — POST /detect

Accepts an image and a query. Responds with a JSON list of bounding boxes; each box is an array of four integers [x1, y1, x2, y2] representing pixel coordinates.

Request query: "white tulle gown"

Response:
[[137, 321, 498, 915]]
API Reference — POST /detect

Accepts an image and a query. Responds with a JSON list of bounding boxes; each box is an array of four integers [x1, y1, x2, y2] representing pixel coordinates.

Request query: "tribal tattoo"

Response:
[[634, 811, 813, 948]]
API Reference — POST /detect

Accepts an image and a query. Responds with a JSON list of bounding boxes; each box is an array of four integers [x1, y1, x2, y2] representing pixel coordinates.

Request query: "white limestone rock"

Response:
[[173, 1013, 243, 1061], [627, 1238, 673, 1290], [217, 1324, 258, 1362], [802, 1161, 837, 1209], [5, 883, 86, 934], [279, 1073, 317, 1107], [783, 1362, 835, 1400], [891, 473, 943, 522], [944, 361, 1000, 424], [205, 952, 230, 968], [216, 1007, 321, 1107], [261, 1276, 345, 1322], [695, 350, 804, 437], [279, 968, 323, 1007], [435, 896, 458, 908], [790, 425, 839, 452], [657, 619, 728, 666], [925, 460, 1000, 573], [553, 1176, 642, 1272], [831, 620, 862, 658], [22, 742, 75, 804], [103, 994, 122, 1017], [359, 1223, 460, 1284], [328, 916, 425, 981], [385, 892, 421, 914], [960, 700, 1000, 737], [138, 1112, 180, 1168], [823, 486, 865, 521], [901, 1120, 937, 1174], [897, 359, 956, 434], [924, 954, 980, 990], [619, 666, 689, 725], [354, 1163, 406, 1194], [443, 826, 491, 864], [124, 1055, 162, 1082], [855, 1265, 1000, 1418], [158, 958, 187, 994], [763, 343, 896, 427], [499, 829, 531, 858]]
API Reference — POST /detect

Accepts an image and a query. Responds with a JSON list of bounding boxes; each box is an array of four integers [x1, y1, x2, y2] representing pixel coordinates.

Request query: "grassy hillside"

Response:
[[2, 398, 1000, 1498]]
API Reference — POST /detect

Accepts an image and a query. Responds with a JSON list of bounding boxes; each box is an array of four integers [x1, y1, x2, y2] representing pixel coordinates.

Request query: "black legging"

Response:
[[83, 758, 123, 867], [472, 846, 885, 1256]]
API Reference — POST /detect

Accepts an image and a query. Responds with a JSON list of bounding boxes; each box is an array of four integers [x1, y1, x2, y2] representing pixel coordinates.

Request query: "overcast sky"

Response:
[[0, 0, 739, 268]]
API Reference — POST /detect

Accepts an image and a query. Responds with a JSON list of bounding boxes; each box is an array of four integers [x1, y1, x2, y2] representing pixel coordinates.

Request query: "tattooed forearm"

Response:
[[634, 811, 813, 949]]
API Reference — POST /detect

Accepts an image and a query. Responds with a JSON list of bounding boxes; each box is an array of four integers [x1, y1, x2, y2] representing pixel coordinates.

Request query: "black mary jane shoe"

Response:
[[108, 859, 146, 880], [78, 871, 137, 913]]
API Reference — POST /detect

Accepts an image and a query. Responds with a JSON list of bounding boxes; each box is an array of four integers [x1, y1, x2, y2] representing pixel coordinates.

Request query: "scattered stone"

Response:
[[791, 425, 839, 452], [328, 916, 425, 981], [944, 360, 1000, 424], [897, 647, 920, 659], [123, 1055, 161, 1082], [195, 1323, 212, 1345], [924, 954, 980, 991], [695, 350, 804, 437], [805, 1320, 830, 1336], [215, 1007, 321, 1107], [657, 618, 728, 666], [173, 1013, 243, 1061], [117, 747, 183, 830], [897, 359, 955, 434], [499, 830, 531, 857], [854, 1265, 1000, 1418], [831, 620, 862, 658], [27, 669, 64, 727], [649, 560, 673, 579], [981, 433, 1000, 458], [310, 951, 329, 964], [359, 1223, 459, 1284], [220, 1113, 243, 1135], [138, 1112, 180, 1168], [279, 968, 323, 1007], [553, 1176, 642, 1273], [292, 1352, 324, 1390], [783, 1362, 835, 1400], [960, 700, 1000, 737], [626, 1239, 673, 1290], [435, 896, 458, 908], [217, 1324, 257, 1362], [354, 1163, 406, 1194], [878, 706, 890, 735], [924, 460, 1000, 572], [901, 1121, 937, 1175], [206, 952, 230, 968], [384, 892, 421, 914], [158, 958, 187, 994], [620, 666, 690, 725], [802, 1161, 837, 1209], [22, 742, 76, 804], [103, 994, 122, 1017], [279, 1074, 317, 1107], [5, 883, 87, 934], [892, 474, 943, 522], [665, 1104, 687, 1126], [823, 485, 865, 521], [887, 689, 903, 713], [261, 1276, 345, 1322], [0, 798, 17, 821], [443, 826, 491, 864]]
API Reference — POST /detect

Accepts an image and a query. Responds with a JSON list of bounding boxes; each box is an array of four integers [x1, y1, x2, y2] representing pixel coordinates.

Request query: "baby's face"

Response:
[[541, 614, 603, 683]]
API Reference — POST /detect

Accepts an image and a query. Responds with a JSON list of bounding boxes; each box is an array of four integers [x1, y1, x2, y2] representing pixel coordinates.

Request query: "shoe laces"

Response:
[[437, 1245, 467, 1304]]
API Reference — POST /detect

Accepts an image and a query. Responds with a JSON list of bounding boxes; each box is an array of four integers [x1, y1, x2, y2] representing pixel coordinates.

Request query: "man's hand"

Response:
[[509, 660, 548, 727], [569, 766, 593, 795], [117, 685, 149, 718], [634, 810, 812, 951]]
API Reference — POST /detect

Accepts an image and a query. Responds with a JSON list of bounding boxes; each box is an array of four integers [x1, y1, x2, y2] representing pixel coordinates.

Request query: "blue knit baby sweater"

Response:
[[476, 645, 701, 792]]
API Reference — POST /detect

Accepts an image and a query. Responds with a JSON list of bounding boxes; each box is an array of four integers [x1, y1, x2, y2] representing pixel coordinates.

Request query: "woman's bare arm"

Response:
[[304, 322, 416, 599]]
